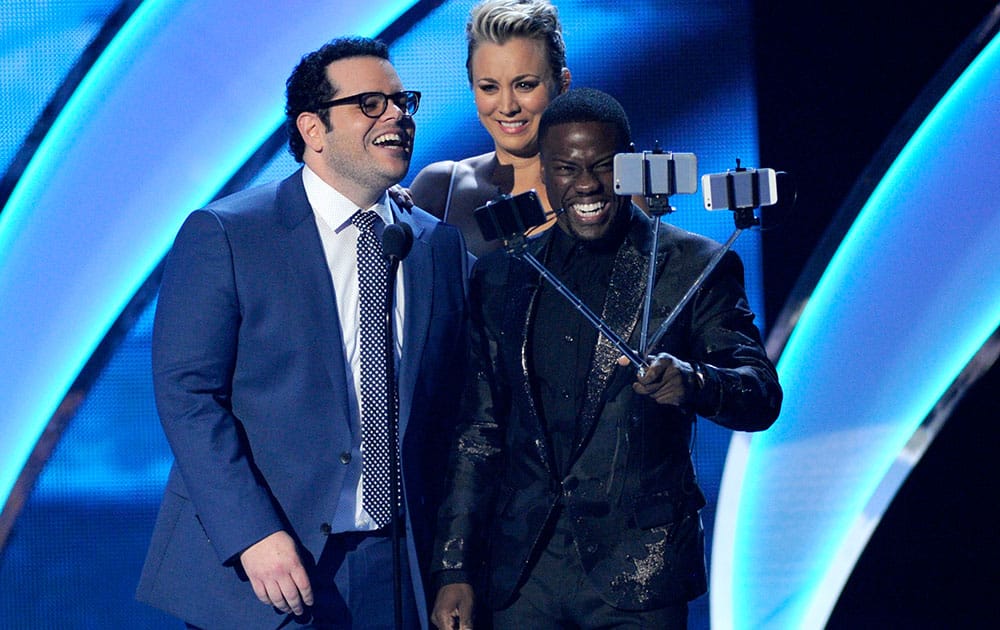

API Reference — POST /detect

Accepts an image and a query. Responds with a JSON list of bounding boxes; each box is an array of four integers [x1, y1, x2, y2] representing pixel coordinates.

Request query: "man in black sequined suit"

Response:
[[430, 88, 782, 630]]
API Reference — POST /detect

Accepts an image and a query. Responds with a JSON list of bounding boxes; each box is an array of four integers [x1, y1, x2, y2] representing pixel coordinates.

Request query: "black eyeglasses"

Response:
[[317, 90, 421, 118]]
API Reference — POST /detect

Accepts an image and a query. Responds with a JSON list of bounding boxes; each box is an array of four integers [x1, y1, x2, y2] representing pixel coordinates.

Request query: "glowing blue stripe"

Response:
[[715, 31, 1000, 629], [0, 0, 416, 515]]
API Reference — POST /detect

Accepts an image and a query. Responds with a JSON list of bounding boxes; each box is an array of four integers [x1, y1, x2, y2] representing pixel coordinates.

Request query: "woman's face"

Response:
[[470, 37, 562, 160]]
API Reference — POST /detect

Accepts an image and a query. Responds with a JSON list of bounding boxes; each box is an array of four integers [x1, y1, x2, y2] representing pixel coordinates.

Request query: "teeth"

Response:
[[499, 121, 526, 130], [573, 202, 603, 215], [374, 133, 405, 147]]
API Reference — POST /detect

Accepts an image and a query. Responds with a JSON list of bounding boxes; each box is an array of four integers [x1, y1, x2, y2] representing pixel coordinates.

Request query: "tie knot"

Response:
[[352, 209, 379, 233]]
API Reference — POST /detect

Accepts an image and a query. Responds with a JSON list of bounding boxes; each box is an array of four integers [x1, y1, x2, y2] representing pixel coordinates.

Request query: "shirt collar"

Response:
[[302, 164, 394, 233]]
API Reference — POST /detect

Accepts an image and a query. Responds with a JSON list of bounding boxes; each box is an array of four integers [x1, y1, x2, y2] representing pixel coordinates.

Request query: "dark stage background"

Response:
[[756, 2, 999, 626]]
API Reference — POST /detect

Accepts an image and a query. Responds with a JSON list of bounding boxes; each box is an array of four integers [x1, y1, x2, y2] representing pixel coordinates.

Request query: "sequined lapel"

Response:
[[571, 210, 662, 463]]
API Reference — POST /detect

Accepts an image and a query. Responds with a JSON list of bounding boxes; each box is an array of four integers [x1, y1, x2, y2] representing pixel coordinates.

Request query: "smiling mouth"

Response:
[[571, 201, 605, 218], [497, 120, 528, 133], [373, 131, 411, 152]]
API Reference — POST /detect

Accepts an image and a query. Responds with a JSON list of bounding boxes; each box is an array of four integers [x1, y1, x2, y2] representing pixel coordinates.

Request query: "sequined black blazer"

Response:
[[432, 205, 781, 611]]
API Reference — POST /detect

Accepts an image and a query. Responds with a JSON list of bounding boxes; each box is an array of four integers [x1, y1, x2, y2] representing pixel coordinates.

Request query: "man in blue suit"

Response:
[[137, 37, 468, 630]]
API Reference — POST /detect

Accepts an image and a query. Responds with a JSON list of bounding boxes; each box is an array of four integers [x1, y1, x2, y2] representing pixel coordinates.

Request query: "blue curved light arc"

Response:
[[716, 30, 1000, 630]]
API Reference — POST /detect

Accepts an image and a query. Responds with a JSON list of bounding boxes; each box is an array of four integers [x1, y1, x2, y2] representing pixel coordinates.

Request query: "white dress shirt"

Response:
[[302, 165, 405, 531]]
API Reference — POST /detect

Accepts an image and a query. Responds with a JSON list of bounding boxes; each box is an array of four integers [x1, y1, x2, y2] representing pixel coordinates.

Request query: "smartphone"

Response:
[[702, 168, 778, 210], [474, 190, 548, 242], [614, 152, 698, 196]]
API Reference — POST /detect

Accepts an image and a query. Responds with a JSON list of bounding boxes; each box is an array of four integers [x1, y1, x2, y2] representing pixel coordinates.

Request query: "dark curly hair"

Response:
[[285, 37, 390, 162], [538, 87, 631, 149]]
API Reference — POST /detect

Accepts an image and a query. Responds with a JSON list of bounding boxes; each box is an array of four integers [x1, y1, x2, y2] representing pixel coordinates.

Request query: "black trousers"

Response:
[[492, 515, 688, 630]]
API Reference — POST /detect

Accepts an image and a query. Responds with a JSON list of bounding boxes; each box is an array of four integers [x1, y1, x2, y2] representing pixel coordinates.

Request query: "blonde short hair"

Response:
[[465, 0, 567, 85]]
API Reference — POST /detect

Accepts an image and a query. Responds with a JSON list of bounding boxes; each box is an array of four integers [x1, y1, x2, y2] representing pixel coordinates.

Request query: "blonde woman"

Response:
[[409, 0, 571, 257]]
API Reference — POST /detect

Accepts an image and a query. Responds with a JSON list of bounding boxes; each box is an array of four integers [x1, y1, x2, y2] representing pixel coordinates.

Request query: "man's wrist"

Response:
[[691, 362, 706, 391], [433, 568, 471, 592], [691, 361, 723, 417]]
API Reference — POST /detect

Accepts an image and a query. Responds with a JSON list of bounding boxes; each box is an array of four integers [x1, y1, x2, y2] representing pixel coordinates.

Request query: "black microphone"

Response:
[[380, 218, 412, 630], [382, 222, 413, 261]]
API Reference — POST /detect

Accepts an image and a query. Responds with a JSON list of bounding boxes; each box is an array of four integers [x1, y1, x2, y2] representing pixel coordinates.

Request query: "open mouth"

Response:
[[373, 131, 411, 152], [570, 201, 607, 222]]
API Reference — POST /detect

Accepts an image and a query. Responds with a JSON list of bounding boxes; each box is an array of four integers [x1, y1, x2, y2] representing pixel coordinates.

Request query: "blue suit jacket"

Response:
[[137, 169, 468, 629]]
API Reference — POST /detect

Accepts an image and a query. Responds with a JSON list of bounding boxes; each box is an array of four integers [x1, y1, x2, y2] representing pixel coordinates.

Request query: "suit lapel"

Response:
[[571, 209, 661, 464], [395, 203, 429, 438], [275, 170, 352, 428]]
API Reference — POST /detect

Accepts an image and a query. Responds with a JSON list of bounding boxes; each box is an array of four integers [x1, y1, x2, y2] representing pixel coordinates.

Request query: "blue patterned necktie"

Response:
[[352, 209, 392, 527]]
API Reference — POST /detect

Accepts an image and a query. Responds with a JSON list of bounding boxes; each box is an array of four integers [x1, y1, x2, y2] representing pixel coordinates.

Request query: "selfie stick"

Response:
[[637, 144, 677, 356], [475, 192, 649, 370], [642, 225, 745, 355], [503, 234, 650, 370], [641, 165, 765, 356]]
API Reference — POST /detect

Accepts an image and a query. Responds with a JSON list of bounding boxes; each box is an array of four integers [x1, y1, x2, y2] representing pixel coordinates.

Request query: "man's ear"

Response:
[[296, 111, 327, 154]]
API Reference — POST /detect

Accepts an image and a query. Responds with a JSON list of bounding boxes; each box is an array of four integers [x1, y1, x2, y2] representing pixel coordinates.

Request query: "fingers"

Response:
[[632, 360, 669, 392], [389, 184, 415, 210], [253, 569, 311, 615], [293, 568, 314, 607], [634, 378, 683, 403], [265, 579, 299, 615], [240, 531, 312, 616], [431, 595, 455, 629], [430, 609, 455, 629], [431, 604, 458, 630], [649, 383, 684, 405], [432, 607, 473, 630], [281, 567, 313, 615], [456, 603, 474, 630], [432, 584, 475, 630], [249, 577, 269, 606], [632, 354, 689, 406]]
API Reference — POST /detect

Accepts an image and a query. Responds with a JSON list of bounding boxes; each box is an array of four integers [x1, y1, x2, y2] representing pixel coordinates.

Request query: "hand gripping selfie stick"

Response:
[[473, 191, 649, 371]]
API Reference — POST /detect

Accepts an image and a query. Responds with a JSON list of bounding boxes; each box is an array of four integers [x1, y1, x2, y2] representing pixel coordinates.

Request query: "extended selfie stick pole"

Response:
[[615, 145, 700, 361], [639, 146, 677, 355], [639, 213, 662, 355], [642, 205, 758, 355], [641, 160, 781, 355], [476, 191, 649, 371], [504, 235, 649, 371]]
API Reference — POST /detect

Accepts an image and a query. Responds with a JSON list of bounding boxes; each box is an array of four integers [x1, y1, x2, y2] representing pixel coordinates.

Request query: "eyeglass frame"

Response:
[[316, 90, 421, 119]]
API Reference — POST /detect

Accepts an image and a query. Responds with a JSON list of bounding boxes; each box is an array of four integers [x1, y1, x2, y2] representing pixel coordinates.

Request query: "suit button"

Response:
[[320, 523, 332, 536], [339, 452, 351, 464], [586, 544, 598, 554]]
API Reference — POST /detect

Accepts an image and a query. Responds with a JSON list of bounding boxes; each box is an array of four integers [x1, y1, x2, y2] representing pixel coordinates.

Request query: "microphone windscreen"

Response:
[[382, 222, 414, 260]]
